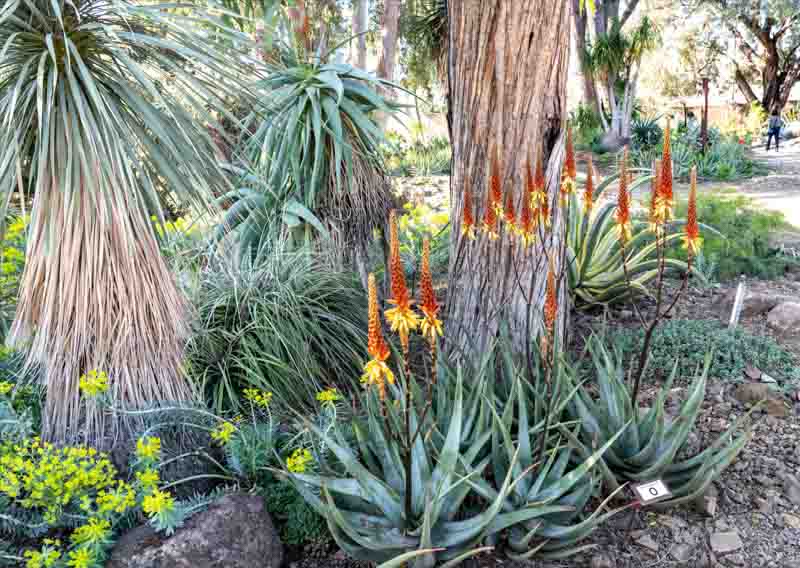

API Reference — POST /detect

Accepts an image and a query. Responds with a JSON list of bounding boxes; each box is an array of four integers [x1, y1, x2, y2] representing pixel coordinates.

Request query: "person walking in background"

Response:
[[767, 109, 783, 151]]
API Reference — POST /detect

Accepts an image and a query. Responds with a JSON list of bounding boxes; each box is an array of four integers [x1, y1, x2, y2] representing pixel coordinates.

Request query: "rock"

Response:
[[712, 289, 793, 319], [781, 472, 800, 506], [753, 496, 772, 514], [694, 485, 719, 517], [670, 543, 693, 563], [761, 372, 777, 384], [782, 513, 800, 529], [733, 383, 788, 417], [590, 552, 616, 568], [767, 302, 800, 346], [658, 515, 688, 530], [107, 493, 283, 568], [635, 534, 660, 552], [709, 531, 743, 554]]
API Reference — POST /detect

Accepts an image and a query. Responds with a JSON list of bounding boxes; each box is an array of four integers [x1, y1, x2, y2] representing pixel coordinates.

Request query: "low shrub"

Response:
[[613, 318, 800, 384], [385, 135, 451, 177], [259, 480, 328, 548], [670, 191, 799, 280]]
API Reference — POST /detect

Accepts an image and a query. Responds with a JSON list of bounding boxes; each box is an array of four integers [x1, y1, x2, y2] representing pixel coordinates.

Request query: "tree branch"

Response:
[[734, 67, 759, 104], [620, 0, 640, 27]]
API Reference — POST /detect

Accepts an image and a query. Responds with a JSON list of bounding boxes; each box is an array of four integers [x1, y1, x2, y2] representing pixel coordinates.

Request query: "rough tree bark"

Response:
[[376, 0, 401, 82], [446, 1, 571, 355], [351, 0, 368, 69]]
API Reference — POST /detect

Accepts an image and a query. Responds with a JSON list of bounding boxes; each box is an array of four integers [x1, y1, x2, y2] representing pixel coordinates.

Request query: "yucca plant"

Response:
[[565, 336, 753, 506], [222, 40, 396, 258], [477, 344, 629, 560], [566, 169, 691, 306], [0, 1, 256, 444]]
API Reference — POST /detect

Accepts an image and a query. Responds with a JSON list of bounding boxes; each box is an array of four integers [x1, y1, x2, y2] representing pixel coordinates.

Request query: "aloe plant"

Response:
[[287, 370, 555, 567], [566, 171, 691, 306], [565, 336, 753, 506], [473, 346, 628, 560]]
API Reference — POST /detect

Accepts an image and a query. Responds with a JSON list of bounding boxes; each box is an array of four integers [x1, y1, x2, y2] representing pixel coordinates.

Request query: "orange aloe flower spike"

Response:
[[658, 120, 674, 221], [461, 180, 476, 240], [534, 150, 546, 205], [418, 239, 443, 341], [544, 259, 557, 335], [504, 190, 517, 230], [367, 274, 389, 361], [560, 127, 577, 205], [649, 160, 662, 232], [388, 210, 410, 307], [615, 147, 632, 244], [519, 162, 535, 246], [385, 211, 420, 347], [684, 166, 702, 257], [482, 167, 499, 239], [490, 149, 504, 216], [583, 156, 595, 214]]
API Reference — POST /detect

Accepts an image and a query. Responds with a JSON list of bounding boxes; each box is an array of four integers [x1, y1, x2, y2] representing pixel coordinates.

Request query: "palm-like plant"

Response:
[[223, 43, 396, 260], [0, 0, 254, 444]]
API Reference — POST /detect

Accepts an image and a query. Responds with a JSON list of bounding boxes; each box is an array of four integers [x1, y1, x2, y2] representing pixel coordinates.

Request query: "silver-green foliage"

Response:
[[566, 336, 752, 506], [566, 171, 690, 306]]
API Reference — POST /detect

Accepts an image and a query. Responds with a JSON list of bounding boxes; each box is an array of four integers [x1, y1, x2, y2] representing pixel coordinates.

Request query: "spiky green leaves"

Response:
[[565, 336, 753, 505]]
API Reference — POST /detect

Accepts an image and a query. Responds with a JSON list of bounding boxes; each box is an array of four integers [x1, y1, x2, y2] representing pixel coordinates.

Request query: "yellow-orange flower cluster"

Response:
[[384, 211, 420, 348], [418, 239, 443, 341], [683, 166, 702, 257], [560, 127, 577, 205], [362, 274, 394, 399], [583, 156, 595, 214], [615, 148, 632, 244], [461, 181, 476, 240]]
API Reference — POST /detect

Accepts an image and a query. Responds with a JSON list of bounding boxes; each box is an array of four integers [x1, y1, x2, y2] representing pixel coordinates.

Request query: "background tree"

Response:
[[446, 1, 571, 353], [573, 0, 642, 114], [584, 15, 661, 143], [695, 0, 800, 112], [0, 1, 252, 445]]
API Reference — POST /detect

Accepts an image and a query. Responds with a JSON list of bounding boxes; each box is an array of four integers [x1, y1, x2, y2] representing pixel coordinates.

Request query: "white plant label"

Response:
[[633, 480, 672, 504]]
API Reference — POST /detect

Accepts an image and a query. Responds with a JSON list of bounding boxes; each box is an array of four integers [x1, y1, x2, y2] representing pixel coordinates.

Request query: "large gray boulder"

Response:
[[107, 493, 284, 568]]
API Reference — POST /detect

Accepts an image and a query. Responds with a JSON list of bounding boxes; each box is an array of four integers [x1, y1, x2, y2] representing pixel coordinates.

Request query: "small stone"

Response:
[[635, 534, 660, 552], [733, 383, 788, 417], [709, 531, 743, 554], [670, 543, 693, 562], [782, 513, 800, 529], [753, 497, 772, 514], [590, 552, 616, 568], [726, 553, 747, 565], [658, 515, 688, 530], [781, 472, 800, 506], [761, 372, 777, 384], [695, 485, 719, 517]]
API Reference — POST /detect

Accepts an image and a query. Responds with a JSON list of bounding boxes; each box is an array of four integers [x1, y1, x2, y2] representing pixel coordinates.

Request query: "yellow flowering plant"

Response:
[[286, 448, 313, 474], [78, 370, 109, 399]]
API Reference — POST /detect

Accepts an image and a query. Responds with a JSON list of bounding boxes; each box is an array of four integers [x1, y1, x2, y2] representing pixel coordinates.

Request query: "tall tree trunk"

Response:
[[351, 0, 368, 68], [572, 0, 600, 114], [446, 1, 571, 354], [376, 0, 401, 82]]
